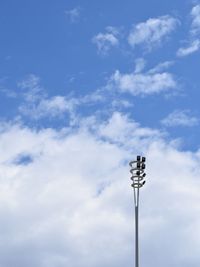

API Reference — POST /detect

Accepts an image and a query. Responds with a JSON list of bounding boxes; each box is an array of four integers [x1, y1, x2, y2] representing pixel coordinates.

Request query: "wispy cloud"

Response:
[[161, 109, 199, 127], [134, 58, 146, 73], [65, 7, 80, 23], [17, 75, 78, 122], [109, 68, 177, 96], [177, 39, 200, 57], [92, 26, 120, 55], [190, 4, 200, 35], [128, 15, 179, 50], [0, 77, 17, 98], [148, 61, 174, 74], [19, 95, 78, 121], [17, 74, 46, 102], [17, 74, 133, 122], [177, 4, 200, 57]]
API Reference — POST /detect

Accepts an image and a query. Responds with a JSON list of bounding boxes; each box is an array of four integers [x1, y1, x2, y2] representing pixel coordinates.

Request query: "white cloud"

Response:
[[92, 26, 119, 55], [18, 74, 40, 90], [177, 4, 200, 57], [148, 61, 174, 74], [110, 69, 177, 96], [134, 58, 146, 73], [38, 96, 73, 115], [105, 26, 120, 36], [17, 75, 79, 122], [65, 7, 80, 23], [177, 39, 200, 57], [17, 74, 133, 122], [17, 74, 46, 102], [161, 110, 199, 127], [19, 96, 78, 121], [191, 4, 200, 35], [0, 112, 200, 266], [128, 15, 179, 50]]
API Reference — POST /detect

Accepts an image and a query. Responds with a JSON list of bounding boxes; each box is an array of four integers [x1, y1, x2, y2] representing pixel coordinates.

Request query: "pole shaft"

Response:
[[135, 205, 139, 267]]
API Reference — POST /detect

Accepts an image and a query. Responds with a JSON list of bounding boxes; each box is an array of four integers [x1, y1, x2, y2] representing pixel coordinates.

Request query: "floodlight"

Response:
[[129, 155, 147, 267], [141, 163, 145, 169]]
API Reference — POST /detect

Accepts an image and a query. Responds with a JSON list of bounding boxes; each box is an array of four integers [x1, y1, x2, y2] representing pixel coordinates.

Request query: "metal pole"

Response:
[[135, 205, 139, 267]]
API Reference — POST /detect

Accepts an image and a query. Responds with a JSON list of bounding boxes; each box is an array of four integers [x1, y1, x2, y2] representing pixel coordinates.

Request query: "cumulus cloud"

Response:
[[98, 112, 162, 146], [109, 69, 177, 96], [65, 7, 80, 23], [161, 109, 199, 127], [0, 111, 200, 267], [92, 26, 119, 55], [128, 15, 179, 50]]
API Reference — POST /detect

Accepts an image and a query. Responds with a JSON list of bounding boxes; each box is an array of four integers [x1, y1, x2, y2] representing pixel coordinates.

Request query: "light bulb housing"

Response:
[[141, 163, 145, 169], [137, 155, 141, 161]]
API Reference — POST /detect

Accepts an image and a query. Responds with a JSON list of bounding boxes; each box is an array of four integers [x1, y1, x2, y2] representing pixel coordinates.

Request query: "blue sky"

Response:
[[1, 1, 200, 267], [1, 0, 200, 149]]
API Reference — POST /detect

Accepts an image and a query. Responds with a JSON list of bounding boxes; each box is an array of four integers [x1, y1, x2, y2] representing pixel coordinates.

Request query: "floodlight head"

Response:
[[141, 163, 145, 169], [136, 170, 140, 176], [129, 155, 147, 190]]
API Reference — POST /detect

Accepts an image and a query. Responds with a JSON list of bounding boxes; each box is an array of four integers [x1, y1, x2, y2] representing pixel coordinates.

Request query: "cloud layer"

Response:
[[0, 112, 200, 267]]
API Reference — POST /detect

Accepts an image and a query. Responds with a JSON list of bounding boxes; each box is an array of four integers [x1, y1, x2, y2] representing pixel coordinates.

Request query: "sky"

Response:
[[1, 0, 200, 266]]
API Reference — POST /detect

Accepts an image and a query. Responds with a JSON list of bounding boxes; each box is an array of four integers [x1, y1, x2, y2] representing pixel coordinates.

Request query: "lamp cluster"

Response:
[[129, 156, 146, 188]]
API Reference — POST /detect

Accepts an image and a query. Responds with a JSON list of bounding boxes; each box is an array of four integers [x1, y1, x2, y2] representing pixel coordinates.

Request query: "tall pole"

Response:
[[135, 205, 139, 267], [129, 156, 146, 267]]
